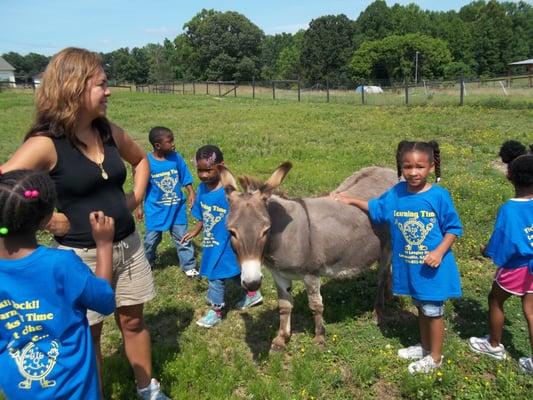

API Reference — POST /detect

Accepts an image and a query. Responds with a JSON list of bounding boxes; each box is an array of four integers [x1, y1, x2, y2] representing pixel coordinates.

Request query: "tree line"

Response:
[[3, 0, 532, 87]]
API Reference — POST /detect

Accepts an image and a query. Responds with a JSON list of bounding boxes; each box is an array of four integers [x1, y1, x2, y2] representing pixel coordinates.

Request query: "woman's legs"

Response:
[[90, 322, 104, 397], [488, 282, 512, 346], [115, 303, 152, 388]]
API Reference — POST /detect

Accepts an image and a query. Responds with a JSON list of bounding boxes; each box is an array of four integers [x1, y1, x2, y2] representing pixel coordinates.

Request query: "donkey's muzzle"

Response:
[[242, 277, 262, 292]]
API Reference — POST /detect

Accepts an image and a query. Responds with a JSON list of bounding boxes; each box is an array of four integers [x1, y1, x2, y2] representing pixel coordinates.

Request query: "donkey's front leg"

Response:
[[270, 270, 293, 351], [303, 274, 325, 348]]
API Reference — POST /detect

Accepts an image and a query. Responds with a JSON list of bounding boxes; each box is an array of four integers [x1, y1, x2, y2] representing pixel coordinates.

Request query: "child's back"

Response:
[[0, 247, 114, 399]]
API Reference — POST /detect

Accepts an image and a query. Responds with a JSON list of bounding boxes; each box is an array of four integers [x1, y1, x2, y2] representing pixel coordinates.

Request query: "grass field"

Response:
[[1, 91, 533, 399]]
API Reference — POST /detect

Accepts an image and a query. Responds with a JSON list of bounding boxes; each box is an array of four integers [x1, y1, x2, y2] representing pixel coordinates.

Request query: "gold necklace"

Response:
[[97, 153, 108, 180]]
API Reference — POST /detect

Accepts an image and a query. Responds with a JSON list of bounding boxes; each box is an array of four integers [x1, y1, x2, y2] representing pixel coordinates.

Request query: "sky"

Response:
[[1, 0, 495, 56]]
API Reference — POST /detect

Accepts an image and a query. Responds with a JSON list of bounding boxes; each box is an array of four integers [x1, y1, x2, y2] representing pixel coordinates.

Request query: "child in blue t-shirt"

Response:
[[181, 145, 262, 328], [332, 140, 462, 374], [0, 169, 115, 400], [469, 140, 533, 374], [137, 126, 198, 276]]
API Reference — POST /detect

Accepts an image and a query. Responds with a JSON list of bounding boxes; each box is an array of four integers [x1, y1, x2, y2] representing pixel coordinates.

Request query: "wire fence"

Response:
[[2, 74, 531, 107]]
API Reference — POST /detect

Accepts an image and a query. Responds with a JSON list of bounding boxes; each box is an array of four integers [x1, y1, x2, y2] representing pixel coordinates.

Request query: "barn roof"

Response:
[[0, 56, 15, 71], [508, 59, 533, 66]]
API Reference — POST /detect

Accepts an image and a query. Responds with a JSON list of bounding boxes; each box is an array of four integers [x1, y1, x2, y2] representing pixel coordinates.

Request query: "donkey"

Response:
[[220, 162, 397, 350]]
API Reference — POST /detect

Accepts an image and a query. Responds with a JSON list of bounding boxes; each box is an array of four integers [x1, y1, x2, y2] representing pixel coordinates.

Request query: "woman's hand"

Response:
[[45, 212, 71, 237]]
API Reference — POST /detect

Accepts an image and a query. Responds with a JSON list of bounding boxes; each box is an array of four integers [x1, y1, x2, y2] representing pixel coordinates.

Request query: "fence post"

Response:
[[297, 80, 301, 102], [252, 76, 255, 99], [326, 80, 329, 103], [405, 79, 409, 105], [193, 81, 195, 95], [182, 81, 185, 94], [218, 82, 221, 97], [206, 82, 209, 95], [361, 83, 365, 105], [234, 81, 237, 97], [459, 75, 464, 106], [272, 81, 276, 100]]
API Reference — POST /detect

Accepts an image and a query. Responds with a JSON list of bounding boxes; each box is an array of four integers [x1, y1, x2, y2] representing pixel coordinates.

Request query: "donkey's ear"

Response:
[[260, 161, 292, 198], [218, 164, 239, 195]]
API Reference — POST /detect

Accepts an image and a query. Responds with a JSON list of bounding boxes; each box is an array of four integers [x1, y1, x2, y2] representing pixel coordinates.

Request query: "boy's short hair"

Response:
[[149, 126, 173, 147]]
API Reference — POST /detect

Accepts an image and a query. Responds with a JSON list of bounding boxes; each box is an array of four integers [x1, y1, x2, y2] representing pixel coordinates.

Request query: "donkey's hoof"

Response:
[[271, 336, 287, 352], [313, 336, 326, 350]]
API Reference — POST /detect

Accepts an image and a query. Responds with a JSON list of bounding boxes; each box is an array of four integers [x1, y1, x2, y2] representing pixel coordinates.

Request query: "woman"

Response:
[[1, 47, 169, 400]]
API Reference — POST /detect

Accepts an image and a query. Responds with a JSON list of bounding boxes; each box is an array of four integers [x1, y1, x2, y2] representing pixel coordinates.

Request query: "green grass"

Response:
[[1, 91, 533, 399]]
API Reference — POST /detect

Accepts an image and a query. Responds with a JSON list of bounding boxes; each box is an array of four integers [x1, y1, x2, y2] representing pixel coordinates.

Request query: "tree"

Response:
[[184, 9, 264, 80], [260, 33, 295, 79], [353, 0, 393, 47], [349, 33, 453, 84], [301, 14, 355, 86]]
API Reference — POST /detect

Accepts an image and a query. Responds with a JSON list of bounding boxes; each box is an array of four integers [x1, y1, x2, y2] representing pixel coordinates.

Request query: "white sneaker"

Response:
[[468, 336, 506, 360], [408, 354, 443, 374], [184, 268, 199, 278], [137, 378, 170, 400], [519, 356, 533, 374], [398, 344, 430, 360]]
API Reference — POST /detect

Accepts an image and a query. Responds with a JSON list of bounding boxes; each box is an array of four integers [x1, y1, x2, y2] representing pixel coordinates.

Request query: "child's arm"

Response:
[[184, 184, 196, 209], [135, 203, 144, 221], [331, 192, 369, 211], [89, 211, 114, 283], [423, 233, 457, 268], [181, 221, 203, 243]]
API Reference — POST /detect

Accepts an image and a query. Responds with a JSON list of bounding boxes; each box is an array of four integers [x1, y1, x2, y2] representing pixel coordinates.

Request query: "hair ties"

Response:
[[24, 190, 40, 199], [0, 227, 8, 236]]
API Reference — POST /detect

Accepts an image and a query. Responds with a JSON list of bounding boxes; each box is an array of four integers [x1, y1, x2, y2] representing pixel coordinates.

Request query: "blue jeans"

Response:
[[144, 224, 196, 271], [207, 275, 241, 309], [413, 298, 444, 317]]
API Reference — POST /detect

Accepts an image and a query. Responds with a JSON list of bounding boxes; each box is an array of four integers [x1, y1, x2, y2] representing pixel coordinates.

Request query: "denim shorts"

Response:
[[412, 298, 444, 317]]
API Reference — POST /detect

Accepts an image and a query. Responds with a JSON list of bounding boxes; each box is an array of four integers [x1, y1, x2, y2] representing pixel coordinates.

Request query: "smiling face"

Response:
[[400, 150, 434, 192], [82, 68, 110, 119]]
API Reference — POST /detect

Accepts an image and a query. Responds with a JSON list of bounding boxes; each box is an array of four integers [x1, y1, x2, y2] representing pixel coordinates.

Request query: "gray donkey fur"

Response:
[[220, 163, 397, 350]]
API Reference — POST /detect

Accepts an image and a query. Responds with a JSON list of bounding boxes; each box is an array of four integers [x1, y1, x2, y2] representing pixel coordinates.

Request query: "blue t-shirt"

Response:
[[191, 183, 240, 280], [0, 246, 115, 400], [368, 182, 463, 301], [485, 198, 533, 271], [144, 151, 194, 231]]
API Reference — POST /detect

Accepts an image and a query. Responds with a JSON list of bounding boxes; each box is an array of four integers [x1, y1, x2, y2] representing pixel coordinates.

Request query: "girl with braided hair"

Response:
[[0, 169, 115, 399], [332, 140, 462, 374], [469, 140, 533, 374]]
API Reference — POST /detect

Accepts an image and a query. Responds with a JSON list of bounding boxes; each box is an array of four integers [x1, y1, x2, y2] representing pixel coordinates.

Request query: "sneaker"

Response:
[[236, 291, 263, 309], [398, 344, 430, 360], [137, 378, 170, 400], [196, 309, 222, 328], [468, 336, 506, 360], [184, 268, 199, 278], [519, 356, 533, 374], [408, 355, 443, 374]]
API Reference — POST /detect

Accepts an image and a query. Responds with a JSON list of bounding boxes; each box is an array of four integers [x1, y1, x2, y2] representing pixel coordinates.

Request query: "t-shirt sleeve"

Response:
[[176, 153, 194, 187], [438, 189, 463, 237], [65, 253, 115, 315], [368, 189, 391, 224], [191, 186, 202, 221]]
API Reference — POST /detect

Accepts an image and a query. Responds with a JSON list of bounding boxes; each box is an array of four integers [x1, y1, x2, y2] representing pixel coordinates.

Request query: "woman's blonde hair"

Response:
[[25, 47, 111, 147]]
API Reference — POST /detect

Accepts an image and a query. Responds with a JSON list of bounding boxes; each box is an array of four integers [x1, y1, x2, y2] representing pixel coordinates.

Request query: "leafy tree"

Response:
[[260, 33, 295, 80], [349, 33, 452, 84], [389, 3, 432, 36], [2, 52, 50, 79], [184, 9, 264, 80], [353, 0, 393, 47], [301, 14, 355, 86]]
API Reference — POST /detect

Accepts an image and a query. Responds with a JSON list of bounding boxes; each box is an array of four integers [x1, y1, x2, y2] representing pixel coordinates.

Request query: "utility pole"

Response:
[[415, 51, 419, 85]]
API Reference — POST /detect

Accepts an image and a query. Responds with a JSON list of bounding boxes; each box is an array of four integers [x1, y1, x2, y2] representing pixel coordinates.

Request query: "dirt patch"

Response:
[[490, 159, 507, 174], [374, 379, 400, 399]]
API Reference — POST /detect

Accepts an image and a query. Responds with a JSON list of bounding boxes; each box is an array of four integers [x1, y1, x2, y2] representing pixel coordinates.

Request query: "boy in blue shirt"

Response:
[[137, 126, 198, 276]]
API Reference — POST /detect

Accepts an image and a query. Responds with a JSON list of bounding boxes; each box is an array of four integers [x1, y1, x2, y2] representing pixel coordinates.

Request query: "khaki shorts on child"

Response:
[[56, 230, 156, 325]]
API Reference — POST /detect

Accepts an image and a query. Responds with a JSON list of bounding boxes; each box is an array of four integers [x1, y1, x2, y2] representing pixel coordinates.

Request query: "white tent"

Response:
[[355, 85, 383, 94]]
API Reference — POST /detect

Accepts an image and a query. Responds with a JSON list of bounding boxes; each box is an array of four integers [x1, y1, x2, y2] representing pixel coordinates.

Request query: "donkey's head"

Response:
[[219, 162, 292, 291]]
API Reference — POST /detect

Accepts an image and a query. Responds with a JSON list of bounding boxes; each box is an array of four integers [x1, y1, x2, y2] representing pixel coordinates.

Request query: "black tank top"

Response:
[[50, 135, 135, 248]]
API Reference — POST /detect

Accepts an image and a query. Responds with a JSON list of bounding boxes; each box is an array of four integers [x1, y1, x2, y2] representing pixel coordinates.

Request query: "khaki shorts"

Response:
[[56, 231, 156, 325]]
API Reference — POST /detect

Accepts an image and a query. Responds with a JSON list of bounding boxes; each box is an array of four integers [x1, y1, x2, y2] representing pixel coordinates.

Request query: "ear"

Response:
[[260, 161, 292, 199], [218, 164, 239, 195]]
